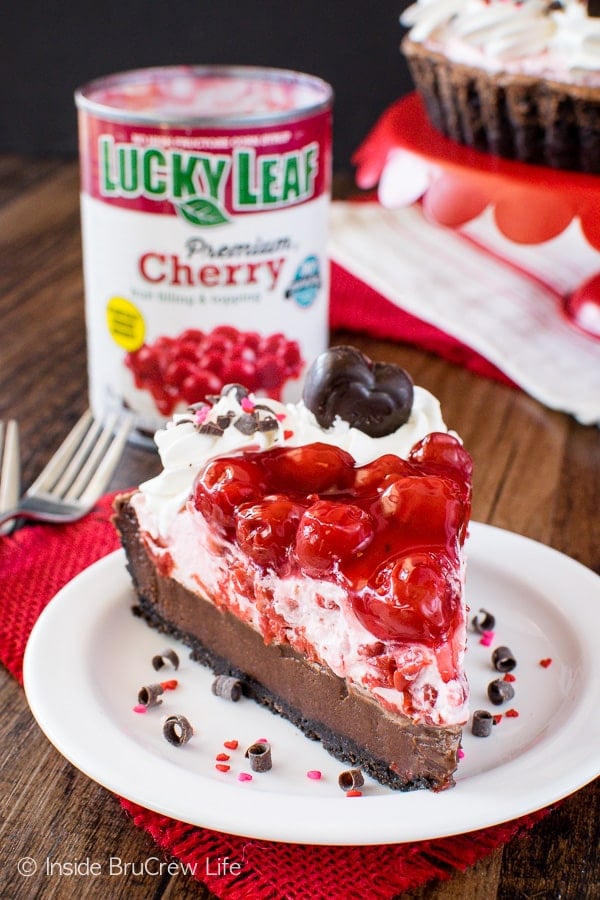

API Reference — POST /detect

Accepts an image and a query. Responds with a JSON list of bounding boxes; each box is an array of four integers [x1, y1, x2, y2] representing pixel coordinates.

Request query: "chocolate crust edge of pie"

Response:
[[114, 494, 461, 792]]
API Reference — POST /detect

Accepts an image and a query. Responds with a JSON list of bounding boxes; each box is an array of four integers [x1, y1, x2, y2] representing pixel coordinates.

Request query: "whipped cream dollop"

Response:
[[401, 0, 600, 82], [139, 383, 450, 535]]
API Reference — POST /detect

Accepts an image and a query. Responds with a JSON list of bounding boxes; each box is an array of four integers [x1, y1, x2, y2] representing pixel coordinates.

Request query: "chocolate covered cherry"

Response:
[[302, 346, 414, 438]]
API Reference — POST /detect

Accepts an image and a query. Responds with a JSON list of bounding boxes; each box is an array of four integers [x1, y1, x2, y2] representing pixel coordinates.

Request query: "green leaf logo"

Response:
[[176, 198, 229, 227]]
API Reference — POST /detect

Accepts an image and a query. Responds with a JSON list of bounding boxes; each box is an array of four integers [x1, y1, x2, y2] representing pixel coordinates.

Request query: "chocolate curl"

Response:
[[487, 679, 516, 706], [492, 646, 517, 673], [338, 769, 365, 791], [152, 648, 179, 671], [245, 741, 272, 772], [212, 675, 243, 702], [472, 710, 493, 737], [137, 683, 164, 708], [163, 714, 194, 746]]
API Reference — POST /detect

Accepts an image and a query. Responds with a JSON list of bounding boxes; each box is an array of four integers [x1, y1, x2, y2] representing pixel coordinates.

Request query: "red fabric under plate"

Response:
[[1, 492, 551, 899]]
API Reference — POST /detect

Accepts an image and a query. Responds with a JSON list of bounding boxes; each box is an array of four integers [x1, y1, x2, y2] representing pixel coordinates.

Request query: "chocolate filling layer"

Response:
[[114, 496, 461, 791]]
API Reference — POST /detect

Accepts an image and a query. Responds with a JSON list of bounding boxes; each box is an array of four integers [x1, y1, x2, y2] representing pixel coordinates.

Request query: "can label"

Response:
[[77, 69, 332, 438]]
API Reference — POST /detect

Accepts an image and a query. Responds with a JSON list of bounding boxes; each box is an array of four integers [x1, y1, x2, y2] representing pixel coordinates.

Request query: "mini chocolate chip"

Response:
[[487, 678, 516, 705], [472, 608, 496, 633], [302, 346, 414, 438], [137, 683, 164, 707], [163, 714, 194, 746], [212, 675, 243, 702], [338, 769, 365, 791], [492, 646, 517, 672], [152, 649, 180, 671], [472, 710, 493, 737], [245, 741, 272, 772]]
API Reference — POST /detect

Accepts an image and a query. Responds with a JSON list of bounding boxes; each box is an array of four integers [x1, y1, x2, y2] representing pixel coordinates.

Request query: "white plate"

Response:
[[23, 523, 600, 845]]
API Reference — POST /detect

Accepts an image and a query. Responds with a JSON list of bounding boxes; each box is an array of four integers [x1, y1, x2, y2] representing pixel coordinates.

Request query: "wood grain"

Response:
[[0, 159, 597, 900]]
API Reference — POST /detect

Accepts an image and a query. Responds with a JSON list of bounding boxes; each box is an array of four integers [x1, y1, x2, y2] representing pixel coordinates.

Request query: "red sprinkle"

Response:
[[539, 658, 553, 668], [346, 790, 362, 798], [133, 705, 147, 714], [224, 740, 239, 750], [307, 770, 322, 780], [283, 430, 294, 440], [503, 673, 516, 682], [506, 708, 520, 718], [216, 753, 230, 761], [479, 630, 495, 647], [493, 714, 503, 725], [238, 772, 253, 782], [215, 763, 230, 772], [160, 679, 178, 690]]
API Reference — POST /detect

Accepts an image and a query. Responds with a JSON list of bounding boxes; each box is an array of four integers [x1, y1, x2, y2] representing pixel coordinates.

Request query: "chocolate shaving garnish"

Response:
[[244, 741, 272, 772], [471, 608, 496, 634], [152, 648, 180, 671], [472, 710, 493, 737], [220, 383, 250, 403], [137, 683, 164, 707], [492, 646, 517, 673], [163, 714, 194, 746], [253, 405, 279, 432], [487, 678, 515, 706], [216, 412, 235, 430], [302, 346, 414, 438], [338, 769, 364, 791], [234, 413, 259, 435], [212, 674, 243, 702], [199, 421, 225, 436]]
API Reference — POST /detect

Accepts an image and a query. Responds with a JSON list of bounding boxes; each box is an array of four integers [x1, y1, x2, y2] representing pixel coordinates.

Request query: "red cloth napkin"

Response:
[[1, 493, 551, 899]]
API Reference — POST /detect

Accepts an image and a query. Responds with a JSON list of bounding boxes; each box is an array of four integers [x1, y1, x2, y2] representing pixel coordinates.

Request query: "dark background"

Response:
[[1, 1, 413, 173]]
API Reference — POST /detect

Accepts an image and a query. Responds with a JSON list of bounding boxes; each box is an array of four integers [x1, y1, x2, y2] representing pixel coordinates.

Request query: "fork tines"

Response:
[[29, 410, 132, 504]]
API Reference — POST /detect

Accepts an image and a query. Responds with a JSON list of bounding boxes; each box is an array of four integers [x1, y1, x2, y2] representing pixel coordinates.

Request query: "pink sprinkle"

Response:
[[307, 770, 322, 780], [256, 737, 268, 743], [133, 705, 147, 714], [241, 397, 255, 412], [238, 772, 253, 782], [457, 749, 465, 759], [194, 406, 209, 424], [479, 630, 495, 647]]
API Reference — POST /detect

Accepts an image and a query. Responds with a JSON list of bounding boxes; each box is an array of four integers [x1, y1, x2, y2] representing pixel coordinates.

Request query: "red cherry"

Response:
[[181, 370, 222, 405], [295, 499, 375, 576], [379, 474, 467, 556], [193, 456, 266, 531], [353, 552, 461, 645], [235, 495, 305, 571], [408, 433, 473, 483], [263, 443, 355, 494], [353, 454, 417, 494]]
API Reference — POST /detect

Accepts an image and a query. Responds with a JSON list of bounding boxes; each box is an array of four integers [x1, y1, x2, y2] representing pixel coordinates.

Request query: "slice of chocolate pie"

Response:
[[114, 346, 472, 791]]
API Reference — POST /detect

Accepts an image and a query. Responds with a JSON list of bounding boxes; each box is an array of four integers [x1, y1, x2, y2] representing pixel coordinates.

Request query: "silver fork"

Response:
[[0, 409, 132, 528], [0, 419, 20, 535]]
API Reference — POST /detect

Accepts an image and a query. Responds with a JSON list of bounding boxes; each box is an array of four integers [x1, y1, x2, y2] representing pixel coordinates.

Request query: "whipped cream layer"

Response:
[[402, 0, 600, 85], [131, 384, 468, 727]]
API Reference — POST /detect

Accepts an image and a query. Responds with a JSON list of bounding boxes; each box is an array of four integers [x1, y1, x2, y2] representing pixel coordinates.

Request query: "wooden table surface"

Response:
[[0, 155, 598, 899]]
